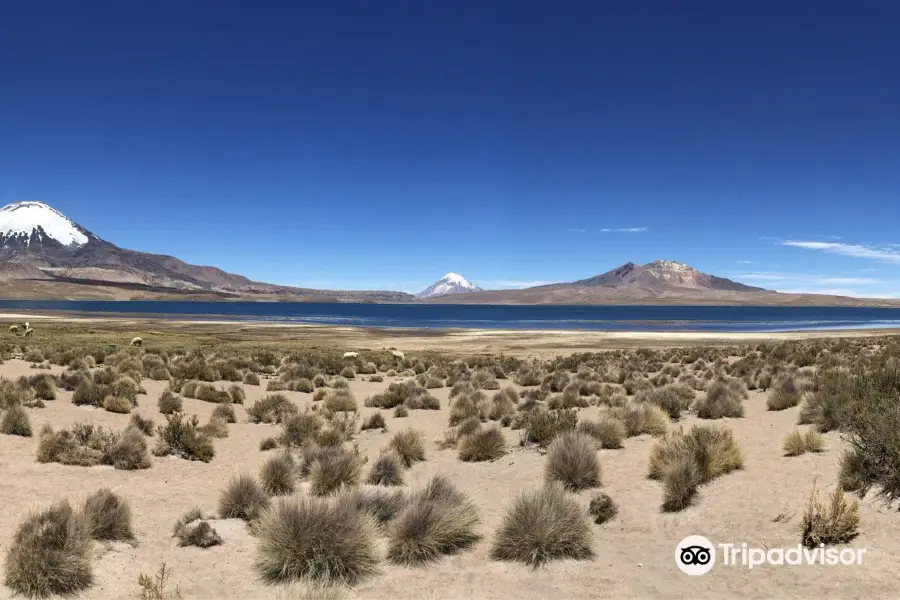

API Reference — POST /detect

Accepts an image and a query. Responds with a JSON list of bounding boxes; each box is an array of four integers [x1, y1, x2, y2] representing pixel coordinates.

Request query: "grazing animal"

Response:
[[342, 351, 359, 359], [130, 336, 143, 347], [8, 325, 18, 333], [390, 349, 405, 361], [23, 327, 34, 338], [23, 322, 29, 329]]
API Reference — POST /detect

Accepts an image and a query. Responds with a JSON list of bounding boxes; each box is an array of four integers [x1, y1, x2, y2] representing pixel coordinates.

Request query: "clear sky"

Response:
[[2, 1, 899, 296]]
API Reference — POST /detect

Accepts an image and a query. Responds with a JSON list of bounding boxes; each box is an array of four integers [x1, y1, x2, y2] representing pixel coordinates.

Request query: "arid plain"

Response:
[[1, 318, 898, 599]]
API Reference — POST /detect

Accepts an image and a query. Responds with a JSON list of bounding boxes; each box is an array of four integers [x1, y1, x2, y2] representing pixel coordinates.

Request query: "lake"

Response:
[[1, 300, 900, 332]]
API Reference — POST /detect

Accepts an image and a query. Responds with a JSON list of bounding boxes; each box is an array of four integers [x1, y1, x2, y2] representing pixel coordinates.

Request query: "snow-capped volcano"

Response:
[[0, 201, 92, 247], [417, 273, 483, 298], [0, 200, 411, 301]]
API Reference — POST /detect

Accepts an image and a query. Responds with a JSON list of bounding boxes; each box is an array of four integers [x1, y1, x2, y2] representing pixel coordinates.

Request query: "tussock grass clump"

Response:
[[489, 387, 518, 421], [104, 427, 152, 470], [26, 374, 57, 401], [387, 476, 480, 566], [576, 417, 626, 449], [491, 483, 593, 567], [588, 492, 618, 524], [228, 384, 246, 404], [610, 402, 669, 437], [799, 483, 860, 548], [694, 379, 745, 419], [157, 389, 182, 415], [280, 411, 323, 447], [640, 386, 693, 420], [522, 409, 578, 447], [387, 429, 426, 467], [393, 404, 408, 418], [768, 375, 802, 411], [254, 495, 379, 585], [243, 371, 261, 386], [325, 390, 357, 413], [648, 426, 744, 511], [81, 489, 134, 542], [458, 427, 507, 462], [365, 451, 404, 486], [219, 475, 270, 521], [545, 433, 601, 491], [260, 452, 297, 496], [153, 412, 215, 463], [4, 501, 93, 598], [259, 437, 278, 451], [103, 395, 133, 414], [247, 393, 299, 424], [839, 448, 877, 493], [347, 487, 406, 524], [128, 413, 155, 436], [1, 403, 32, 437], [212, 403, 237, 424], [309, 447, 363, 496], [783, 429, 826, 456], [360, 412, 387, 431]]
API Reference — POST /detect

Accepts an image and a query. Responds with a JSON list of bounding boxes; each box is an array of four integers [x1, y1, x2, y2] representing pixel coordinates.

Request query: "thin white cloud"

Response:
[[735, 272, 881, 285], [567, 228, 587, 233], [776, 288, 900, 299], [781, 241, 900, 264], [600, 227, 648, 233], [487, 280, 551, 289], [737, 260, 753, 264]]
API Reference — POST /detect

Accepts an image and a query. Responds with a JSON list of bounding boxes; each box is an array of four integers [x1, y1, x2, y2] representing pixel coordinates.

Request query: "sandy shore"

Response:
[[3, 312, 899, 357]]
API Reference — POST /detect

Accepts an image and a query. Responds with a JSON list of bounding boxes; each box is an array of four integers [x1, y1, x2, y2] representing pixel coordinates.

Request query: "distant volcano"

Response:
[[416, 273, 482, 298]]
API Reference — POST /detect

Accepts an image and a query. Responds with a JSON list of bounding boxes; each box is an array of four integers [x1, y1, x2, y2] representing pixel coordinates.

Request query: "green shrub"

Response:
[[153, 412, 215, 463], [248, 394, 298, 424]]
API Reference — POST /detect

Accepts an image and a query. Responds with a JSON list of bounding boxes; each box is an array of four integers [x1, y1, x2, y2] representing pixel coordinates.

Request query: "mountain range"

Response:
[[1, 201, 897, 307]]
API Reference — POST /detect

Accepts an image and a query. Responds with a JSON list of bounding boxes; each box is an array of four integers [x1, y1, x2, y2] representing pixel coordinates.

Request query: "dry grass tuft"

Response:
[[254, 495, 379, 585], [4, 500, 94, 598], [81, 488, 134, 542], [1, 403, 32, 437], [260, 452, 298, 496], [387, 429, 426, 467], [365, 451, 405, 486], [783, 429, 827, 457], [799, 483, 860, 548], [458, 427, 507, 462], [490, 482, 593, 567], [218, 475, 270, 521], [386, 476, 480, 566], [545, 432, 601, 491]]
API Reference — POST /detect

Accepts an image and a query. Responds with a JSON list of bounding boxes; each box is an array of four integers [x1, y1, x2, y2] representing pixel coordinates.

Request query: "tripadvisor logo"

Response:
[[676, 535, 866, 575]]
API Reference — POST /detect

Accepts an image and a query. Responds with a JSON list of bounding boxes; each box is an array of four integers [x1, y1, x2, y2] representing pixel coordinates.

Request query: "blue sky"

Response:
[[1, 1, 899, 296]]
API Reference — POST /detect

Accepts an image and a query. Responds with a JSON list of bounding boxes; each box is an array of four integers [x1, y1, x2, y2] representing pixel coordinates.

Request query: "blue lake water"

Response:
[[2, 300, 900, 332]]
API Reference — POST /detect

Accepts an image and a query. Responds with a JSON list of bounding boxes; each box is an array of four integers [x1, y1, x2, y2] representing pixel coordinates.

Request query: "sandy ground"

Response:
[[1, 358, 897, 600]]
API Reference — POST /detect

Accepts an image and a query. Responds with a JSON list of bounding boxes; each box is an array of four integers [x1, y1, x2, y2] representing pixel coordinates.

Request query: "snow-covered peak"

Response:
[[0, 201, 89, 247], [417, 272, 483, 298], [646, 259, 695, 272]]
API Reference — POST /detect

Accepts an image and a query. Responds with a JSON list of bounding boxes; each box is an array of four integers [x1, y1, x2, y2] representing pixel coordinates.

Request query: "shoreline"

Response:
[[4, 311, 900, 356]]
